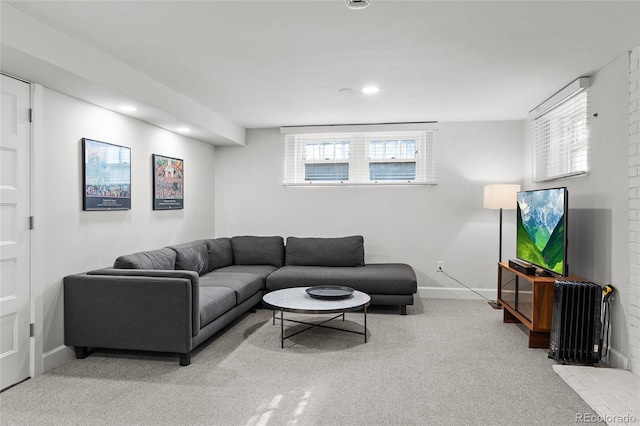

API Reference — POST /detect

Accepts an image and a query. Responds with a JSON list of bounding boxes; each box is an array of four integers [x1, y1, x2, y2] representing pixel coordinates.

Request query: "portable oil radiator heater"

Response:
[[548, 280, 615, 365]]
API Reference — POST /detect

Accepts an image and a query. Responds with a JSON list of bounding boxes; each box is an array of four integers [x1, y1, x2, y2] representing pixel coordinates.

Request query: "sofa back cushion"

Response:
[[285, 236, 365, 267], [230, 236, 285, 267], [113, 248, 177, 270], [205, 238, 234, 271], [167, 240, 209, 275]]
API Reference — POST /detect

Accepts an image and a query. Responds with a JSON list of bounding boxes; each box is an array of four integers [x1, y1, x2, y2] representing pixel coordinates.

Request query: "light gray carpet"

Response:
[[0, 299, 603, 425]]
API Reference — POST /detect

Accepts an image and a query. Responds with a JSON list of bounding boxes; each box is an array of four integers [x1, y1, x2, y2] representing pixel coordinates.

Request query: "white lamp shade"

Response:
[[483, 184, 521, 209]]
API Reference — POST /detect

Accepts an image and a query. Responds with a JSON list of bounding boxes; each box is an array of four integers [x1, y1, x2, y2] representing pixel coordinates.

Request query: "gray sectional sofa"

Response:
[[64, 235, 417, 365]]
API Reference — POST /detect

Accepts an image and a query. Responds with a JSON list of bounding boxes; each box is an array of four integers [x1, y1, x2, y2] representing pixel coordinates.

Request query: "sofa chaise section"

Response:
[[265, 236, 418, 314], [266, 263, 417, 314]]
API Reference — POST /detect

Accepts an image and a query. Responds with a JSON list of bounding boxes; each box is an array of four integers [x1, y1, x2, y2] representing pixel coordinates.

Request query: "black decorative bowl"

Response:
[[306, 286, 354, 299]]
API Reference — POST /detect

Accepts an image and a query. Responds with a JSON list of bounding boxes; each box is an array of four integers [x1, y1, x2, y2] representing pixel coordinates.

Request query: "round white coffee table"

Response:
[[262, 287, 371, 348]]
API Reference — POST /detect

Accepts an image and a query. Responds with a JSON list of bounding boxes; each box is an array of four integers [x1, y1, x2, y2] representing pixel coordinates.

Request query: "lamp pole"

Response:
[[499, 207, 503, 263]]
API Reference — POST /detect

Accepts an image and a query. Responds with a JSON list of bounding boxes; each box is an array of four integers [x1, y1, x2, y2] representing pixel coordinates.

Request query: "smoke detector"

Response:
[[346, 0, 370, 10]]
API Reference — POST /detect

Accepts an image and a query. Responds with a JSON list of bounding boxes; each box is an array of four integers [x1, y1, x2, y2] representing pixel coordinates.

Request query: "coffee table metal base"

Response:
[[272, 308, 368, 348]]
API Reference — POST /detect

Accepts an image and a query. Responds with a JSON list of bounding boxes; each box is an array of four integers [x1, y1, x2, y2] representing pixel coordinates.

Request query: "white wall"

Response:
[[214, 121, 524, 300], [36, 89, 216, 368], [523, 52, 631, 369]]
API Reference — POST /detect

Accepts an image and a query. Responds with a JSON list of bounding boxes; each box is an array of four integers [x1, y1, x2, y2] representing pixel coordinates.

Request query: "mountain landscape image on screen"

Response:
[[516, 188, 565, 275]]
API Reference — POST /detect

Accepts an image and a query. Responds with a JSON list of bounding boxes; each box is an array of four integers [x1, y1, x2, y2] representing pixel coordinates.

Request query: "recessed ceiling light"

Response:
[[346, 0, 370, 10], [362, 86, 380, 94], [177, 127, 191, 133], [118, 105, 137, 112]]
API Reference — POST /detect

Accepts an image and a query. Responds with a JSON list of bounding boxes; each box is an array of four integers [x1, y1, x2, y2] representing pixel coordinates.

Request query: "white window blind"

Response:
[[530, 77, 590, 182], [282, 125, 438, 186]]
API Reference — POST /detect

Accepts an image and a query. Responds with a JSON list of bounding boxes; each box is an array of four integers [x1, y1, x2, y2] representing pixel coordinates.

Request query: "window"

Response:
[[304, 140, 350, 181], [282, 124, 438, 186], [530, 77, 590, 182], [368, 138, 417, 181]]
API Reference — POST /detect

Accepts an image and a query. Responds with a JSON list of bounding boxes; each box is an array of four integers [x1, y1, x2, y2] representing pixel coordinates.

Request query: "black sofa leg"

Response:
[[75, 346, 89, 359], [180, 352, 191, 366], [400, 305, 407, 315]]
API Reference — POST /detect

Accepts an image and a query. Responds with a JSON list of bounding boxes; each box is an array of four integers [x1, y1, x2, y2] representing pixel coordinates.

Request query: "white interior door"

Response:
[[0, 74, 31, 390]]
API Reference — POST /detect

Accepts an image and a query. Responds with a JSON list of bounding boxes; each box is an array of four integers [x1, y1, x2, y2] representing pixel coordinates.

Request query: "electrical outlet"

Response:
[[437, 261, 444, 271]]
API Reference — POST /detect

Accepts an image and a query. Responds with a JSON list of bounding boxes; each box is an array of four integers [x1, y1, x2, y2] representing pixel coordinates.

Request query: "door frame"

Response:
[[29, 81, 44, 377]]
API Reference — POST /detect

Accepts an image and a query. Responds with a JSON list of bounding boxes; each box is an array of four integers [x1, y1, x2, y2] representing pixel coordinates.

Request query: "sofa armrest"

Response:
[[87, 268, 200, 335], [64, 272, 197, 355]]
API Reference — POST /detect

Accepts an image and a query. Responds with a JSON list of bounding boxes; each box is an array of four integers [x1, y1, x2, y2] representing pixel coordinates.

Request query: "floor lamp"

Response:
[[483, 184, 521, 309]]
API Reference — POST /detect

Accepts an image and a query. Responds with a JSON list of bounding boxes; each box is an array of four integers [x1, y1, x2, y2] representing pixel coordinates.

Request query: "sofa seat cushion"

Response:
[[265, 264, 417, 295], [199, 287, 236, 328], [113, 248, 176, 270], [213, 265, 277, 282], [200, 272, 263, 305]]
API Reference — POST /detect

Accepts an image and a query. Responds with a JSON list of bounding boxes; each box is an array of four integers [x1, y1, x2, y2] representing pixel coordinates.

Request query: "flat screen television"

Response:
[[516, 187, 568, 276]]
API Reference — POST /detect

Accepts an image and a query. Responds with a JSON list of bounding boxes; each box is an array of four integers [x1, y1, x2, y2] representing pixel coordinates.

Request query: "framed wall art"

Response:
[[82, 138, 131, 210], [153, 154, 184, 210]]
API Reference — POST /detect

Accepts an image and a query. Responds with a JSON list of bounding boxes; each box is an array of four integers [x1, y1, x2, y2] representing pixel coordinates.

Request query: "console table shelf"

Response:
[[496, 262, 580, 348]]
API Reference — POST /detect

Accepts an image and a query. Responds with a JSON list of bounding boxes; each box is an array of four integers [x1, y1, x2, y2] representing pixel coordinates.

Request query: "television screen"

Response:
[[516, 187, 568, 276]]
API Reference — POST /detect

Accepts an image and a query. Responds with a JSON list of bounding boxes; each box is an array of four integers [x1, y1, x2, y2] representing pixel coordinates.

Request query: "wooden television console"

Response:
[[497, 262, 581, 348]]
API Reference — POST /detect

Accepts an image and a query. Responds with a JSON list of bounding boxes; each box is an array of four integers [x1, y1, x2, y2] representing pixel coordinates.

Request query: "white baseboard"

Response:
[[606, 347, 630, 370], [418, 286, 495, 300], [42, 345, 74, 373]]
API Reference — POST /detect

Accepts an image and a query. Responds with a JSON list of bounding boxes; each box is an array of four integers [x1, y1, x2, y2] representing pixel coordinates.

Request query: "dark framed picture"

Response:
[[82, 138, 131, 211], [153, 154, 184, 210]]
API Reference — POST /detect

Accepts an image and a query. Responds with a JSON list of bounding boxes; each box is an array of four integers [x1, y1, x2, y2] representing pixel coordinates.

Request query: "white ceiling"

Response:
[[2, 0, 639, 145]]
